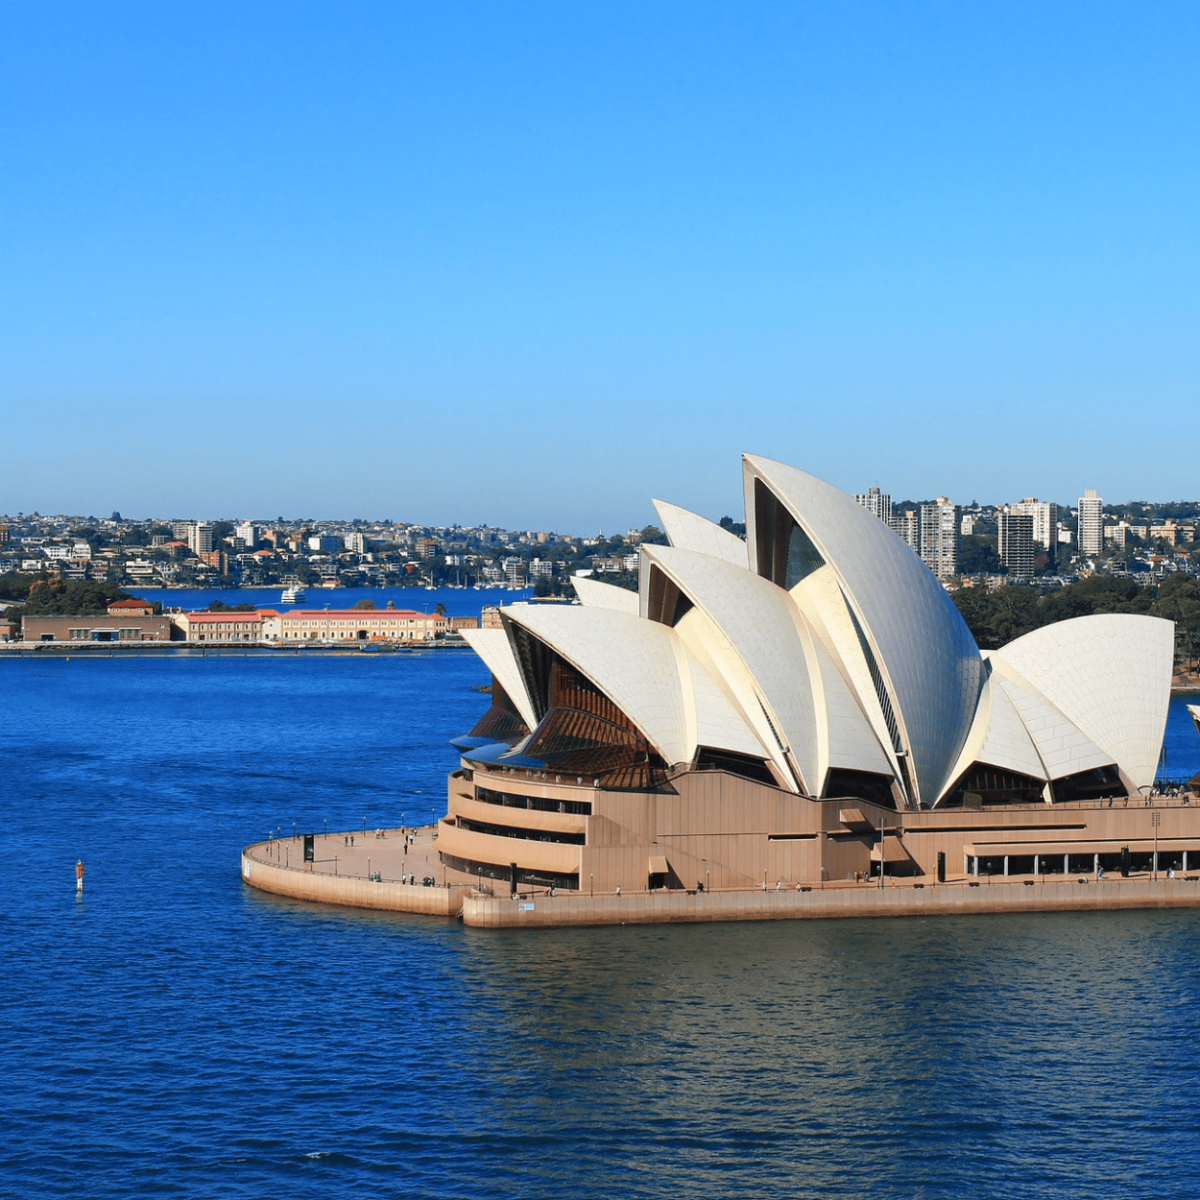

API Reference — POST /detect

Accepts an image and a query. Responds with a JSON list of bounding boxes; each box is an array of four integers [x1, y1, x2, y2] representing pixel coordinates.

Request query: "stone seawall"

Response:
[[460, 877, 1200, 928], [240, 851, 463, 916]]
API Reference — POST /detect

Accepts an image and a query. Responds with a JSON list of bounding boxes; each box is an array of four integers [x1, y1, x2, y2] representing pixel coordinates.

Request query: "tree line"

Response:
[[952, 574, 1200, 668]]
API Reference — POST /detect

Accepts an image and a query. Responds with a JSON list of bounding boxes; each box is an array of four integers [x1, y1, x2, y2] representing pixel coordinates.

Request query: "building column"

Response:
[[1094, 853, 1100, 875], [1063, 853, 1069, 875], [1033, 854, 1040, 876], [964, 853, 969, 876], [1003, 855, 1009, 877], [973, 856, 979, 878], [1184, 851, 1189, 872]]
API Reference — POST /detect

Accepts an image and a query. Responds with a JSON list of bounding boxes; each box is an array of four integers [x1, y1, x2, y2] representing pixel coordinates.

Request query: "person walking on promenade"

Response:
[[75, 859, 85, 893]]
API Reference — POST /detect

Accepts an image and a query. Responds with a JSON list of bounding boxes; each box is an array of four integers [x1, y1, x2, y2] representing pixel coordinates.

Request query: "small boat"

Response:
[[281, 586, 307, 604]]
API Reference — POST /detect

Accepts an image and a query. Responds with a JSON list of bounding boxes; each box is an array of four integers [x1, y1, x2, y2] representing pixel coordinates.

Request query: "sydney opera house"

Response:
[[435, 455, 1188, 897]]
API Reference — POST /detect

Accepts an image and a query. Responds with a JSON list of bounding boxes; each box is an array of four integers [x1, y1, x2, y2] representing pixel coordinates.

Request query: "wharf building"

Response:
[[177, 607, 450, 643], [435, 455, 1183, 897]]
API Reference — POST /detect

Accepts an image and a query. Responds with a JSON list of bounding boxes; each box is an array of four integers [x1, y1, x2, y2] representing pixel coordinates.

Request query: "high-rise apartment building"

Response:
[[853, 486, 892, 527], [1078, 489, 1103, 557], [920, 498, 959, 578], [998, 511, 1035, 580], [892, 509, 920, 553], [1007, 498, 1059, 553], [234, 521, 259, 549], [187, 522, 214, 555]]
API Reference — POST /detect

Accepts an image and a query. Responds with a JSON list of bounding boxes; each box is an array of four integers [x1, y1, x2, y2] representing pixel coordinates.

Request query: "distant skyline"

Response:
[[3, 2, 1197, 531]]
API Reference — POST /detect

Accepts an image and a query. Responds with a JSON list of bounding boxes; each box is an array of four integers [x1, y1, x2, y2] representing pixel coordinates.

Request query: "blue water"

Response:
[[3, 658, 1200, 1199]]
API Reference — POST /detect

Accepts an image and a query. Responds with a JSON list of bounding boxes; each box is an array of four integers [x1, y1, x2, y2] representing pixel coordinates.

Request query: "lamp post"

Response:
[[878, 817, 885, 890], [1152, 811, 1160, 881]]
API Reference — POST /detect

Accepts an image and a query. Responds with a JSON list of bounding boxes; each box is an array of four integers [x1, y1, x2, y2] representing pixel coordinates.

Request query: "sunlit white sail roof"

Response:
[[458, 455, 1172, 813]]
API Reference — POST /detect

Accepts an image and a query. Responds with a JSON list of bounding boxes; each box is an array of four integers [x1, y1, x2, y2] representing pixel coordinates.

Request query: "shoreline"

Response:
[[241, 826, 1200, 930]]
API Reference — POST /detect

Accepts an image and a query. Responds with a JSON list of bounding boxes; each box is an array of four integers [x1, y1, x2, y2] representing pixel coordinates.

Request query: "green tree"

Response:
[[958, 534, 1002, 576], [353, 599, 377, 610]]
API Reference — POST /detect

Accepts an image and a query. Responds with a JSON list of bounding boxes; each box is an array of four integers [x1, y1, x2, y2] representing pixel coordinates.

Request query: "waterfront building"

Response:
[[436, 455, 1177, 897], [22, 613, 173, 643], [997, 511, 1035, 580], [274, 608, 448, 643], [1078, 489, 1104, 556], [177, 611, 264, 643]]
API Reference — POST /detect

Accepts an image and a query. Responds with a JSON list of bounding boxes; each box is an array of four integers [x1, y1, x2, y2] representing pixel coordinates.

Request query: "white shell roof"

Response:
[[571, 575, 640, 614], [502, 603, 692, 766], [938, 669, 1049, 803], [990, 669, 1114, 780], [794, 611, 895, 782], [989, 614, 1174, 790], [676, 641, 771, 761], [641, 543, 821, 792], [653, 500, 748, 568], [743, 454, 982, 806], [788, 563, 904, 780], [459, 628, 538, 731], [673, 604, 796, 786], [456, 455, 1172, 813]]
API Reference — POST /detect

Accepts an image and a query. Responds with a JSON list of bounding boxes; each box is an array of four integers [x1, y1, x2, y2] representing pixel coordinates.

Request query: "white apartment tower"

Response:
[[187, 522, 214, 555], [1007, 498, 1059, 552], [1078, 489, 1104, 557], [893, 509, 920, 553], [853, 486, 892, 527], [234, 521, 259, 549], [920, 498, 960, 578]]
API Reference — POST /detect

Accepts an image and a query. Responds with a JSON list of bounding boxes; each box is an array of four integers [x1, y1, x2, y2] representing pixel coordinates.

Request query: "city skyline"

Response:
[[3, 2, 1197, 529]]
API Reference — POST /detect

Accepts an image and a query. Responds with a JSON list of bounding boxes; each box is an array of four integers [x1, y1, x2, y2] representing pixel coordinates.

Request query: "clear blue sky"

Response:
[[2, 1, 1197, 530]]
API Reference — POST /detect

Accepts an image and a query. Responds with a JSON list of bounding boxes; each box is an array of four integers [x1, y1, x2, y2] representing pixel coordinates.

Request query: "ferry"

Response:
[[280, 586, 307, 604]]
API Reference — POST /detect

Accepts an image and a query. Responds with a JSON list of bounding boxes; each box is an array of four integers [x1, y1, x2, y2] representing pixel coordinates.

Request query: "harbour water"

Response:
[[3, 653, 1199, 1199]]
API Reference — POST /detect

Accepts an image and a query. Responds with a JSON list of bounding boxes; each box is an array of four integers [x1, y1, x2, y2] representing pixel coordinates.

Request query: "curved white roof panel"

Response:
[[743, 454, 982, 806], [455, 454, 1172, 815], [652, 500, 748, 568], [990, 670, 1114, 780], [503, 603, 692, 767], [642, 543, 820, 792], [460, 628, 538, 731], [677, 642, 771, 761], [797, 616, 895, 783], [938, 669, 1049, 804], [571, 575, 640, 614], [990, 614, 1174, 790]]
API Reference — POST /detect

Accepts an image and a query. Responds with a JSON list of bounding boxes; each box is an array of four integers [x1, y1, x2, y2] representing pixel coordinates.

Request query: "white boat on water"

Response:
[[281, 586, 307, 604]]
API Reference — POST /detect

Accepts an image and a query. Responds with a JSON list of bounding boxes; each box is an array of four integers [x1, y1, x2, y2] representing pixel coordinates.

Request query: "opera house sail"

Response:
[[436, 454, 1180, 897]]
